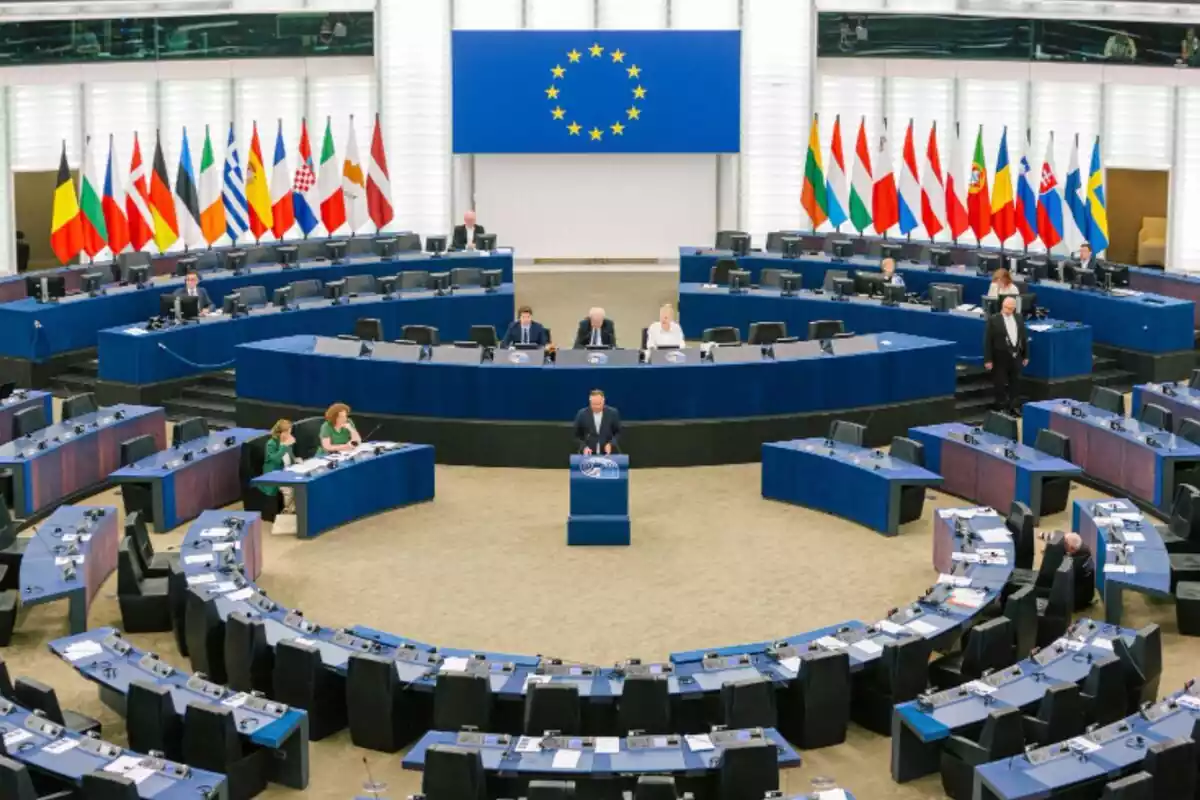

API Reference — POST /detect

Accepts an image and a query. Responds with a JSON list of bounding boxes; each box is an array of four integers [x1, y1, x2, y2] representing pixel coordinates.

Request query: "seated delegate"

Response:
[[318, 402, 362, 455], [573, 389, 620, 455], [451, 209, 486, 251], [986, 267, 1021, 298], [881, 257, 904, 287], [574, 307, 617, 349], [645, 304, 685, 350], [501, 305, 550, 348], [263, 419, 297, 512], [171, 270, 214, 313]]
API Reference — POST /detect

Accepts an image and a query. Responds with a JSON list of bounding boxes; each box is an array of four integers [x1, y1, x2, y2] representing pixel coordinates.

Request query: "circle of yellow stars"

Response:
[[545, 42, 645, 141]]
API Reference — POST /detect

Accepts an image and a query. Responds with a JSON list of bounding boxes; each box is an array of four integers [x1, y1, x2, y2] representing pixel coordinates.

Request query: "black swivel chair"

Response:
[[1101, 772, 1154, 799], [290, 417, 325, 460], [701, 326, 739, 345], [807, 320, 845, 341], [938, 707, 1025, 800], [288, 279, 323, 300], [421, 744, 486, 800], [182, 703, 270, 800], [851, 634, 930, 734], [0, 755, 74, 800], [432, 672, 493, 733], [617, 674, 670, 734], [124, 511, 176, 577], [721, 674, 778, 729], [982, 410, 1019, 442], [929, 616, 1014, 689], [1006, 501, 1036, 571], [1022, 682, 1085, 745], [1033, 429, 1073, 516], [1139, 402, 1173, 432], [171, 417, 208, 447], [117, 539, 171, 632], [890, 437, 928, 524], [354, 318, 384, 341], [1181, 418, 1200, 447], [718, 741, 779, 800], [526, 780, 576, 800], [347, 652, 420, 752], [13, 405, 47, 439], [469, 325, 499, 348], [127, 679, 182, 761], [239, 433, 280, 523], [13, 677, 101, 735], [117, 434, 158, 520], [747, 321, 788, 345], [1115, 624, 1162, 708], [402, 325, 441, 346], [235, 285, 268, 307], [524, 683, 582, 735], [633, 776, 679, 800], [829, 420, 866, 447], [1003, 584, 1038, 660], [167, 561, 189, 656], [710, 258, 737, 285], [1144, 735, 1197, 800], [1091, 386, 1127, 415], [81, 772, 140, 800], [224, 612, 273, 695], [61, 392, 98, 421], [272, 638, 347, 740], [184, 588, 226, 682], [1008, 533, 1066, 594], [343, 274, 378, 295], [782, 649, 850, 748], [1161, 483, 1200, 554], [0, 495, 20, 594], [1080, 654, 1126, 725], [1035, 558, 1074, 647]]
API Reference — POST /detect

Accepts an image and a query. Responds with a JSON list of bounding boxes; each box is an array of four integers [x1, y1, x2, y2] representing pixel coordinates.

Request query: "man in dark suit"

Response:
[[983, 296, 1028, 414], [1063, 532, 1096, 610], [573, 307, 617, 348], [1077, 242, 1098, 271], [451, 210, 486, 251], [15, 231, 30, 273], [173, 270, 213, 314], [573, 389, 620, 455], [501, 305, 549, 348]]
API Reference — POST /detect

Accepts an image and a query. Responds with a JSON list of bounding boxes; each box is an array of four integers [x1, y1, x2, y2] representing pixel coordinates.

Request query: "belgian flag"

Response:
[[49, 142, 82, 265], [149, 130, 179, 251]]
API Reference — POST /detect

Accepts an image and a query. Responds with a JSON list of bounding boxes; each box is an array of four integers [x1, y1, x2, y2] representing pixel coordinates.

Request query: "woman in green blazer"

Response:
[[263, 419, 296, 512]]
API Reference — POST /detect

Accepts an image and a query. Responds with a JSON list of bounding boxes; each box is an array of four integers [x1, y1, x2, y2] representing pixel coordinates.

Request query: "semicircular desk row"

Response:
[[681, 248, 1195, 384], [232, 332, 957, 468], [45, 504, 1031, 798]]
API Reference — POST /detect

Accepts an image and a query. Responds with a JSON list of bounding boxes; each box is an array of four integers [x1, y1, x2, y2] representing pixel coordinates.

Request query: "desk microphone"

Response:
[[359, 423, 383, 443]]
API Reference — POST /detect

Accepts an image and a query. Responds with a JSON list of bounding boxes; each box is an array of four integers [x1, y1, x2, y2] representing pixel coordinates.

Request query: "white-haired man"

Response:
[[573, 307, 617, 349]]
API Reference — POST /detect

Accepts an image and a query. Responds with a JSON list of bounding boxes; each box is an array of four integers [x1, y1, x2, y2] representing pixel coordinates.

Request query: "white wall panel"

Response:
[[0, 88, 11, 274], [453, 0, 522, 29], [527, 0, 594, 29], [1105, 84, 1172, 170], [10, 84, 79, 170], [599, 0, 667, 29], [85, 81, 156, 176], [160, 79, 231, 184], [671, 0, 738, 29], [1172, 88, 1200, 271]]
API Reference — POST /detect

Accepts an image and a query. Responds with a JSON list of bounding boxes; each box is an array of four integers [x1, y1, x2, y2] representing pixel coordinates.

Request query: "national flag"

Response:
[[800, 114, 828, 229], [825, 115, 849, 230], [896, 119, 921, 237], [1063, 135, 1087, 253], [102, 135, 129, 255], [318, 117, 346, 235], [270, 121, 294, 239], [175, 127, 203, 249], [366, 113, 394, 231], [245, 123, 272, 240], [222, 124, 249, 244], [1086, 136, 1110, 253], [1014, 147, 1038, 247], [920, 122, 946, 238], [944, 125, 969, 241], [79, 137, 108, 258], [871, 119, 899, 234], [990, 127, 1016, 245], [126, 133, 154, 252], [848, 117, 874, 234], [149, 131, 179, 252], [198, 125, 225, 246], [342, 119, 368, 233], [966, 125, 991, 242], [292, 119, 319, 236], [49, 142, 82, 265], [1036, 134, 1065, 250]]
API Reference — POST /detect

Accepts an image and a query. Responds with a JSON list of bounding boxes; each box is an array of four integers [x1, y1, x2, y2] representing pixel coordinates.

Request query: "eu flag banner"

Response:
[[452, 30, 741, 154]]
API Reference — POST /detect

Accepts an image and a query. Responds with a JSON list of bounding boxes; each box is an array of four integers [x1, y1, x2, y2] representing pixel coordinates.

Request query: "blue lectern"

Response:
[[567, 454, 631, 545]]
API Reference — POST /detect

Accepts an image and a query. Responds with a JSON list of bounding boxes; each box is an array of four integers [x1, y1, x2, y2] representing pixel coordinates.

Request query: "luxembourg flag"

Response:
[[269, 120, 294, 240], [825, 115, 850, 230], [896, 119, 922, 237], [1014, 149, 1039, 248], [292, 119, 319, 237]]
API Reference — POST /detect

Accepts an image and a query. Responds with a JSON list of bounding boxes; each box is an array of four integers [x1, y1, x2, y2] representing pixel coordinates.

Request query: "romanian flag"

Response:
[[990, 126, 1016, 244], [49, 142, 82, 265], [800, 113, 827, 229], [245, 123, 273, 240], [149, 131, 179, 251], [966, 126, 991, 242]]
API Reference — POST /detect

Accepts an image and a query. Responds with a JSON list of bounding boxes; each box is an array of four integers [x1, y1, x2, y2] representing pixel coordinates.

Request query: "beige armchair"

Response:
[[1138, 216, 1166, 266]]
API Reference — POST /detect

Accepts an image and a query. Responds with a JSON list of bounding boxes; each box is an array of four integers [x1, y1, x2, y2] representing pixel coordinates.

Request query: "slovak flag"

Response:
[[1037, 134, 1064, 250]]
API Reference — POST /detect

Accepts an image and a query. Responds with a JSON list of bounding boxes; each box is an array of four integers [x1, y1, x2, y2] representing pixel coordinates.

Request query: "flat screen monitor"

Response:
[[853, 272, 887, 297], [272, 287, 293, 308], [779, 272, 801, 295], [25, 275, 66, 302], [780, 236, 801, 258], [929, 248, 952, 268], [481, 269, 502, 291], [728, 233, 750, 256], [977, 252, 1002, 274], [929, 283, 963, 311], [1098, 263, 1130, 288], [222, 249, 247, 273], [118, 251, 152, 280], [1075, 268, 1098, 288], [728, 270, 750, 292], [880, 284, 905, 306], [879, 242, 903, 261], [377, 275, 399, 295], [981, 296, 1002, 316], [831, 276, 855, 299], [81, 270, 104, 294], [765, 231, 787, 253], [175, 256, 198, 277], [325, 279, 347, 300], [126, 264, 150, 286], [276, 245, 299, 267], [476, 233, 497, 251], [831, 240, 854, 259], [375, 237, 400, 259], [1025, 258, 1049, 283], [221, 294, 242, 316], [429, 272, 451, 293], [160, 293, 200, 320], [426, 235, 448, 255], [394, 233, 422, 252], [715, 230, 745, 250]]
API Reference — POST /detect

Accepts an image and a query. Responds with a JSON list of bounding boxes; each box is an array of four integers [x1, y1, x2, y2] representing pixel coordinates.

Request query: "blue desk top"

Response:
[[253, 442, 431, 486], [49, 627, 307, 751], [911, 422, 1083, 476], [0, 697, 227, 799], [109, 428, 263, 477], [401, 727, 801, 774], [19, 505, 117, 608], [236, 332, 957, 422], [0, 404, 162, 462], [763, 438, 942, 483], [1023, 399, 1200, 456], [1074, 498, 1172, 598]]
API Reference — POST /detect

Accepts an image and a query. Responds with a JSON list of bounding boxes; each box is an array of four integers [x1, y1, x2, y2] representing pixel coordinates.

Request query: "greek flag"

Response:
[[222, 123, 249, 242]]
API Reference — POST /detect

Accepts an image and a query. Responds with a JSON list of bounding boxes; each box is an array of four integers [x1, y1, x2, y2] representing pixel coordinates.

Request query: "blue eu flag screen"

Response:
[[452, 30, 741, 154]]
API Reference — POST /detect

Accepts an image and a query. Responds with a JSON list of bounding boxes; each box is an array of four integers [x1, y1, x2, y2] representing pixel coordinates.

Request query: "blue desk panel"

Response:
[[1073, 498, 1172, 626], [680, 249, 1193, 354], [236, 332, 956, 422], [761, 438, 942, 535], [678, 283, 1091, 380], [98, 286, 515, 385], [0, 390, 52, 446], [252, 443, 435, 539], [1129, 266, 1200, 326], [19, 505, 118, 633], [0, 251, 513, 361]]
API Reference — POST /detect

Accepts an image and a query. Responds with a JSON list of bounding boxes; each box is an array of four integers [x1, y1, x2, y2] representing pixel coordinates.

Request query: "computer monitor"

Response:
[[126, 264, 150, 287], [221, 294, 243, 316], [928, 247, 952, 270], [160, 293, 200, 321], [325, 279, 347, 302], [375, 237, 400, 259], [728, 233, 750, 256], [325, 240, 348, 263], [429, 271, 451, 294], [222, 249, 247, 274], [831, 240, 854, 260], [981, 296, 1001, 316], [1074, 268, 1098, 289], [377, 275, 398, 296], [394, 232, 422, 252], [480, 269, 502, 292], [24, 274, 66, 303], [426, 235, 448, 255], [977, 252, 1002, 275], [715, 230, 746, 250], [879, 242, 903, 262], [1018, 292, 1037, 318], [728, 269, 750, 293], [831, 276, 855, 300], [175, 256, 198, 277], [780, 236, 801, 259], [779, 272, 801, 296], [276, 244, 299, 267], [272, 286, 294, 308], [81, 270, 104, 295], [1025, 258, 1049, 283], [476, 233, 497, 251], [880, 284, 905, 306], [118, 251, 152, 281], [1098, 262, 1130, 288], [929, 283, 963, 312], [853, 272, 887, 297]]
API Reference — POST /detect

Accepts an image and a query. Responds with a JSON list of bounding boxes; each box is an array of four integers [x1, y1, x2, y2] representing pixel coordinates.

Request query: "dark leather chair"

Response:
[[829, 420, 866, 447], [1117, 624, 1162, 708], [421, 744, 487, 800], [1022, 682, 1085, 745], [807, 319, 845, 340], [822, 269, 850, 292], [0, 755, 74, 800], [0, 654, 13, 699], [633, 775, 678, 800], [939, 707, 1024, 800], [929, 616, 1014, 690], [354, 318, 383, 341], [117, 539, 171, 632], [61, 392, 98, 421], [1091, 386, 1126, 415], [709, 258, 736, 285], [288, 279, 323, 300], [182, 703, 270, 800], [290, 416, 324, 460], [1180, 418, 1200, 446], [468, 325, 498, 348], [343, 274, 378, 295], [172, 417, 208, 446], [167, 560, 189, 657], [1033, 429, 1073, 516], [402, 325, 440, 346], [127, 679, 182, 761], [12, 405, 47, 439], [851, 634, 930, 734], [223, 611, 273, 695], [1140, 402, 1173, 432], [13, 677, 101, 735], [982, 410, 1019, 441], [432, 672, 492, 733], [523, 683, 581, 735], [1006, 501, 1036, 571], [272, 638, 347, 740], [235, 285, 268, 307], [0, 495, 21, 593], [450, 267, 482, 287], [1162, 483, 1200, 554], [718, 741, 779, 800], [124, 511, 176, 577], [117, 434, 157, 520], [1101, 771, 1153, 799], [1035, 558, 1074, 647], [782, 649, 850, 748], [1144, 735, 1197, 800], [347, 652, 419, 752], [526, 780, 576, 799], [721, 674, 777, 730], [184, 587, 226, 682], [617, 673, 670, 734], [747, 321, 787, 345], [1081, 654, 1127, 725], [239, 433, 280, 523], [890, 436, 928, 524], [81, 771, 140, 799], [701, 326, 739, 345], [1003, 584, 1038, 660]]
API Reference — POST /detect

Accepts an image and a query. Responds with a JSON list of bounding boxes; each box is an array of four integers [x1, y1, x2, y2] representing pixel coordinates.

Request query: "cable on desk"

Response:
[[156, 343, 235, 371]]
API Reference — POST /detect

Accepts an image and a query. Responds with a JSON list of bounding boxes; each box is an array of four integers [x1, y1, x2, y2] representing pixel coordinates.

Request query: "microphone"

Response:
[[358, 423, 383, 444]]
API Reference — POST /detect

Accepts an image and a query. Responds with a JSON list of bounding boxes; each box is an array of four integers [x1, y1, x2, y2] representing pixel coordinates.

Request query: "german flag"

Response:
[[49, 142, 82, 264], [149, 131, 179, 251]]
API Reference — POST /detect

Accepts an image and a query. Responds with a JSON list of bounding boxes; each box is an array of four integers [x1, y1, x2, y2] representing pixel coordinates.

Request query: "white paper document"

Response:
[[778, 656, 802, 675], [200, 528, 231, 538], [64, 640, 103, 662], [42, 738, 80, 755], [877, 620, 907, 635], [440, 657, 469, 674], [103, 755, 155, 784], [906, 618, 939, 636], [815, 636, 847, 651], [515, 736, 543, 753], [186, 573, 216, 585], [224, 588, 254, 602], [685, 734, 715, 752], [552, 749, 582, 769], [978, 529, 1011, 544], [937, 574, 972, 587], [1122, 532, 1146, 543], [595, 737, 620, 754], [184, 554, 213, 565], [852, 639, 883, 657]]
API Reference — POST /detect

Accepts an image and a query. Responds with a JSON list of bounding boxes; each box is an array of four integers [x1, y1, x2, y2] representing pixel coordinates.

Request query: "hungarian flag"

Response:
[[848, 117, 873, 234], [102, 135, 129, 255], [245, 123, 273, 240], [871, 119, 899, 234], [342, 120, 368, 233], [79, 137, 108, 258], [149, 131, 179, 252], [49, 142, 82, 265], [944, 125, 969, 241], [198, 125, 226, 246], [920, 123, 945, 238], [366, 113, 394, 230], [292, 118, 319, 237], [270, 121, 294, 239], [990, 126, 1016, 245], [175, 127, 204, 249], [966, 125, 991, 242], [800, 113, 827, 229], [126, 133, 154, 252], [318, 117, 346, 235], [825, 115, 849, 230]]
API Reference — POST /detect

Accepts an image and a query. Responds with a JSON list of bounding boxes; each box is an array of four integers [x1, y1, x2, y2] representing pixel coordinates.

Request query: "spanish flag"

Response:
[[245, 122, 273, 240], [49, 142, 82, 265], [149, 131, 179, 251]]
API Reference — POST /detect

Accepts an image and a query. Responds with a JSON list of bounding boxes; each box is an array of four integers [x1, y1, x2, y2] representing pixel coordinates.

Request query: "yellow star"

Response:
[[567, 49, 582, 63], [610, 49, 625, 63], [551, 106, 566, 120], [551, 64, 565, 79], [567, 121, 581, 136], [626, 64, 641, 79], [545, 85, 560, 99], [589, 43, 604, 58], [610, 121, 625, 136], [632, 85, 647, 99], [589, 127, 603, 141], [626, 106, 641, 120]]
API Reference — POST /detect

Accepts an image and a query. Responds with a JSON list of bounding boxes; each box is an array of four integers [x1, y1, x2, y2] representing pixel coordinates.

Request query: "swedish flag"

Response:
[[1086, 136, 1109, 252]]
